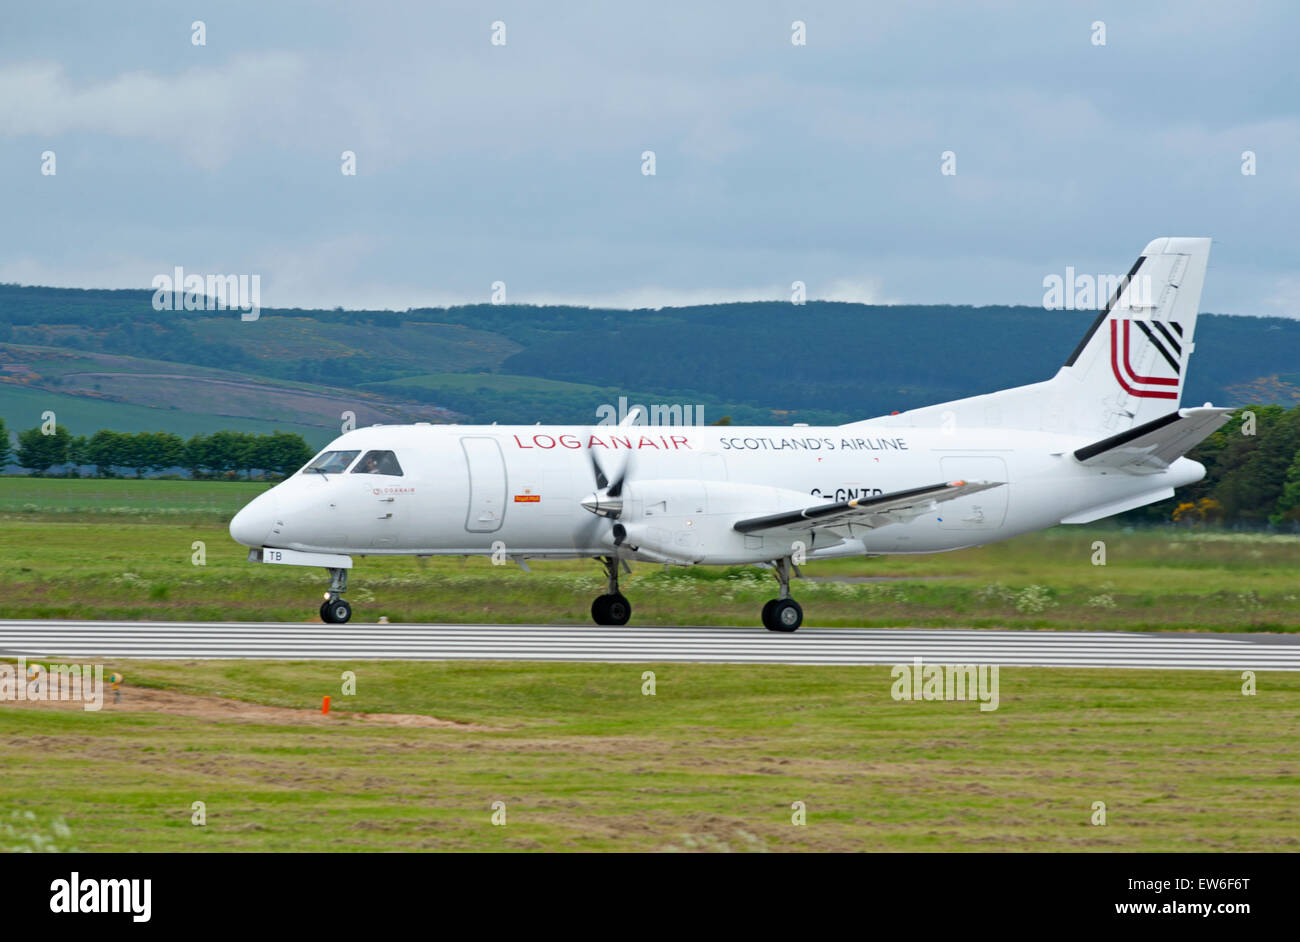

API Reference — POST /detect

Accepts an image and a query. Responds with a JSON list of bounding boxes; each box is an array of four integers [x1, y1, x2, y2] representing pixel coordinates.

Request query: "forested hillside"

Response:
[[5, 283, 1300, 427], [5, 283, 1300, 524]]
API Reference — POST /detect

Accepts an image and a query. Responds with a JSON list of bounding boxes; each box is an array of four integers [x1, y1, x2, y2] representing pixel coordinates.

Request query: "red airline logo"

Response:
[[1110, 318, 1180, 400]]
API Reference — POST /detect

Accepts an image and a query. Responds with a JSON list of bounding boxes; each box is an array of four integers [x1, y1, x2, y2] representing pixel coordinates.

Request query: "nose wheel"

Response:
[[320, 567, 352, 624], [591, 556, 633, 625], [321, 597, 352, 624]]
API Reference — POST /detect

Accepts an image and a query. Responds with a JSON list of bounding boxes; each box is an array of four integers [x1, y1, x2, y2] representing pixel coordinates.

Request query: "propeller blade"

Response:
[[589, 450, 609, 490], [606, 448, 634, 498], [581, 435, 634, 518]]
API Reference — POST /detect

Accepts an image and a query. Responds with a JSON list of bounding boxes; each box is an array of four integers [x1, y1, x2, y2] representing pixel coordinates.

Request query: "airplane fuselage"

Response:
[[230, 422, 1204, 565]]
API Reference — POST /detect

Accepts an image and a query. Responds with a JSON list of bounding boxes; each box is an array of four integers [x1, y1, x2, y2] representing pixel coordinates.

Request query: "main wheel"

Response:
[[591, 593, 632, 626], [321, 598, 352, 624], [763, 598, 802, 632]]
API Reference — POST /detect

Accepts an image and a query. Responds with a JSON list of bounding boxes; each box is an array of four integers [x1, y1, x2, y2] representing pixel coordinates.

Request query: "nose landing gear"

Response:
[[591, 556, 632, 626], [320, 567, 352, 624]]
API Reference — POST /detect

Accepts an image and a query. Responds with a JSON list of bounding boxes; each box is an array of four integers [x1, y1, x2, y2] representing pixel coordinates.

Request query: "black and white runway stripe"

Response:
[[1, 620, 1297, 670]]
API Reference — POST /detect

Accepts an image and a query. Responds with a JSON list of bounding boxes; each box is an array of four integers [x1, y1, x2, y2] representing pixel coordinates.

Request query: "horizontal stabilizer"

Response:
[[1073, 406, 1232, 473], [733, 480, 1003, 534]]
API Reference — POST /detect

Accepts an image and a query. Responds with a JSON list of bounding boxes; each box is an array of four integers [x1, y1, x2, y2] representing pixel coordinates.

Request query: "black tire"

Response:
[[765, 598, 802, 632], [760, 599, 777, 628], [591, 593, 632, 626], [322, 598, 352, 624], [606, 593, 631, 626]]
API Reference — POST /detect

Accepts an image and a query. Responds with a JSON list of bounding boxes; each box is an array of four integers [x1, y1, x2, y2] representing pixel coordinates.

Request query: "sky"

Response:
[[1, 1, 1297, 315]]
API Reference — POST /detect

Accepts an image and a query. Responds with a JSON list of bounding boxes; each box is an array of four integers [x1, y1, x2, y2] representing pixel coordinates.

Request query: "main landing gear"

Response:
[[591, 556, 632, 626], [761, 557, 803, 632], [320, 567, 352, 624]]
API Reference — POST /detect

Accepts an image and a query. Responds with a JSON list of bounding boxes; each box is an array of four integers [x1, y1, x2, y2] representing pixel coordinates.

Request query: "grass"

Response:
[[0, 476, 1296, 629], [0, 382, 331, 443], [0, 514, 1297, 630], [1, 479, 1294, 853], [0, 477, 269, 520], [1, 660, 1295, 851], [370, 371, 614, 395], [190, 315, 517, 374]]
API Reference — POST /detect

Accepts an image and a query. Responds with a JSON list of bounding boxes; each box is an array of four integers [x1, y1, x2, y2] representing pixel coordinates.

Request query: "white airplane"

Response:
[[231, 237, 1228, 631]]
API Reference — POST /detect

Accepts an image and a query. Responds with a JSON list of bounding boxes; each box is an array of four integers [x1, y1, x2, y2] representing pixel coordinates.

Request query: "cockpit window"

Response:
[[351, 450, 403, 476], [304, 450, 360, 475]]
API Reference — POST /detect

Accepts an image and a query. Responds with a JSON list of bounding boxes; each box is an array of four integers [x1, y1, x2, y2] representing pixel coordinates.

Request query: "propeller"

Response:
[[579, 407, 643, 546], [581, 449, 627, 518]]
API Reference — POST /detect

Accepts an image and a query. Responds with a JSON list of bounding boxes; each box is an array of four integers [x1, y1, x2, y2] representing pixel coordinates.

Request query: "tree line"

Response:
[[0, 419, 314, 479], [1137, 403, 1300, 527]]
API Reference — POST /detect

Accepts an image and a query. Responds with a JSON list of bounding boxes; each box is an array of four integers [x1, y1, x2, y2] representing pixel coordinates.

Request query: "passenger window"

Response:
[[351, 450, 403, 476], [304, 450, 360, 474]]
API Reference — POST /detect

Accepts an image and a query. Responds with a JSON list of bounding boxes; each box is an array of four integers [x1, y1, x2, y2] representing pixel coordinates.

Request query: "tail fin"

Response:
[[1058, 237, 1210, 433], [868, 237, 1212, 438]]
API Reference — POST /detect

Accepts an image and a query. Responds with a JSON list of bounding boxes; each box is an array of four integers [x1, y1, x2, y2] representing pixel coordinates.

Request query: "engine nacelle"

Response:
[[597, 478, 843, 565]]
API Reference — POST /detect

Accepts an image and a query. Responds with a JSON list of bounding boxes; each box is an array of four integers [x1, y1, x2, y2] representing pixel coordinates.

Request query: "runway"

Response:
[[1, 620, 1298, 669]]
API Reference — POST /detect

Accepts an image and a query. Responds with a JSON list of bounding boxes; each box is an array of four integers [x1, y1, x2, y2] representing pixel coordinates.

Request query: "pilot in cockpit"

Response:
[[350, 450, 403, 476]]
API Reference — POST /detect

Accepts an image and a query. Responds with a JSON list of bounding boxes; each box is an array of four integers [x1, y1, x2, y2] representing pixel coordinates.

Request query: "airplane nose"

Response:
[[230, 490, 278, 547]]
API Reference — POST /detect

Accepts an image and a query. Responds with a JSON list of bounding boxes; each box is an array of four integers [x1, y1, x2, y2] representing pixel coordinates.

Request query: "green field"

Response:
[[1, 477, 1295, 853], [0, 383, 331, 444], [3, 517, 1300, 630], [371, 371, 613, 396], [1, 661, 1294, 852], [0, 477, 269, 520], [357, 371, 830, 426], [0, 476, 1295, 629]]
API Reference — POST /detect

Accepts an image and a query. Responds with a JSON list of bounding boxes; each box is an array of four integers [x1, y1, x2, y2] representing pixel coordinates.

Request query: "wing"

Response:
[[1073, 406, 1232, 473], [732, 480, 1004, 534]]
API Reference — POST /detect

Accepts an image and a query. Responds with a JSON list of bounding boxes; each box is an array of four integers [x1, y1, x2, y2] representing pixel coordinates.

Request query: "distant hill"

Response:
[[2, 283, 1299, 442]]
